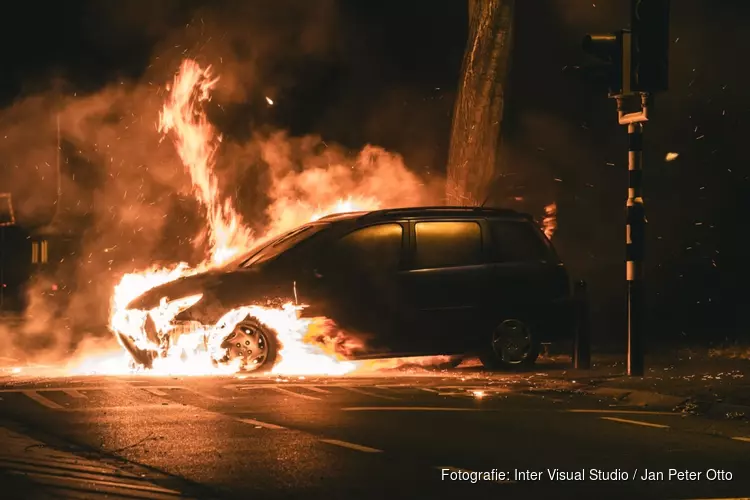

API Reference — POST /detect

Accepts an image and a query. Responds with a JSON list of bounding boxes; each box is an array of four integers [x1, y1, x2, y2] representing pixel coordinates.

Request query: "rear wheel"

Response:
[[219, 317, 279, 373], [479, 319, 539, 371]]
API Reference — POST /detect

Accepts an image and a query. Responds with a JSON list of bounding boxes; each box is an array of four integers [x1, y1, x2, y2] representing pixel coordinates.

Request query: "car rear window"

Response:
[[488, 219, 551, 262], [413, 221, 482, 269]]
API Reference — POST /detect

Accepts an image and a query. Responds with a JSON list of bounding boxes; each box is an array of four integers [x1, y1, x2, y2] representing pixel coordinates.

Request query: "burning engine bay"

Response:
[[113, 292, 349, 375]]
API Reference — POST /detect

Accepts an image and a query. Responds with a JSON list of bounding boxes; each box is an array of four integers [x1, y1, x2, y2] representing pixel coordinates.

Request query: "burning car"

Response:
[[115, 206, 577, 373]]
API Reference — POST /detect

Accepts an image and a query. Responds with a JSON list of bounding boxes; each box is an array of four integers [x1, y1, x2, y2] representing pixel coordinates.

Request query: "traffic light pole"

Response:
[[615, 92, 649, 376], [582, 1, 668, 377]]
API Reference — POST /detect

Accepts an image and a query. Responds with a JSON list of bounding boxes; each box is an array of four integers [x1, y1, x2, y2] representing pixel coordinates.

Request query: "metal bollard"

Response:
[[573, 280, 591, 369]]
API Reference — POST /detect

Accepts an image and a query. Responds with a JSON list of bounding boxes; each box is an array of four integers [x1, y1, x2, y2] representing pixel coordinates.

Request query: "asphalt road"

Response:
[[1, 367, 749, 500]]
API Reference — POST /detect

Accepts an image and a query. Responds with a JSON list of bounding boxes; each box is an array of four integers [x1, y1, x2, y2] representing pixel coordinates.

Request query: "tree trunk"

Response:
[[446, 0, 515, 206]]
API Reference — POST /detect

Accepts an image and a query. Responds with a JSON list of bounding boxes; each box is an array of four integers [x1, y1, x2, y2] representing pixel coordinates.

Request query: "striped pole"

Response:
[[626, 121, 645, 376]]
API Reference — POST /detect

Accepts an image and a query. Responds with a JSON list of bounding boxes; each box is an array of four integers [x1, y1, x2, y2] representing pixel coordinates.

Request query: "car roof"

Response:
[[315, 206, 532, 224]]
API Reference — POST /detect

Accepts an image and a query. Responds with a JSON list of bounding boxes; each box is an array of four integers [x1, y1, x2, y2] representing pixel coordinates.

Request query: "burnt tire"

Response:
[[116, 332, 157, 370], [220, 317, 279, 373], [479, 318, 540, 371]]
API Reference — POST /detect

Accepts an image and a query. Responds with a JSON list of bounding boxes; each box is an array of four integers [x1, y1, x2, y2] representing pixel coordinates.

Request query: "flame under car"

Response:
[[116, 207, 578, 372]]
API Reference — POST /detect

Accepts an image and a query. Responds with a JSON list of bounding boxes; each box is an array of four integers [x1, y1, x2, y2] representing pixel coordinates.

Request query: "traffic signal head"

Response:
[[581, 30, 631, 96], [582, 34, 619, 60], [631, 0, 670, 92]]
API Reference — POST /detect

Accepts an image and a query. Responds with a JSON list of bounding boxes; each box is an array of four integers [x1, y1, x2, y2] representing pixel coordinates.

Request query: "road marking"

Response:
[[436, 392, 490, 397], [184, 388, 224, 401], [226, 384, 259, 391], [319, 439, 383, 453], [62, 389, 87, 399], [143, 388, 168, 397], [236, 418, 286, 430], [305, 386, 331, 394], [342, 406, 494, 412], [434, 385, 498, 390], [419, 388, 439, 393], [518, 393, 564, 402], [731, 436, 750, 443], [341, 386, 401, 400], [63, 404, 182, 412], [565, 409, 681, 416], [436, 466, 515, 484], [600, 417, 670, 429], [0, 385, 184, 393], [22, 390, 64, 409], [272, 387, 321, 400]]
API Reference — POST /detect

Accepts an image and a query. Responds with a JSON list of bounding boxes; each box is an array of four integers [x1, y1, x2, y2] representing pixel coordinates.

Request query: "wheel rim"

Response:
[[222, 321, 269, 370], [491, 319, 532, 364]]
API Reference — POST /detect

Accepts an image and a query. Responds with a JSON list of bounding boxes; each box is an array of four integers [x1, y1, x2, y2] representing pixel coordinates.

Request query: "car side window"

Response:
[[413, 221, 482, 269], [488, 220, 550, 262], [330, 223, 404, 274]]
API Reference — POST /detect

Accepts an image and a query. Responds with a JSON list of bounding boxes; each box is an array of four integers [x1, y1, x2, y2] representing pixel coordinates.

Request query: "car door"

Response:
[[397, 219, 488, 353], [484, 217, 571, 321], [296, 222, 409, 357]]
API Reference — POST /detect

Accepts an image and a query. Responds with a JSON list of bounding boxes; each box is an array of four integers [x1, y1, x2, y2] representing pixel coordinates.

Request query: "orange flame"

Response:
[[543, 202, 557, 239], [158, 60, 254, 267]]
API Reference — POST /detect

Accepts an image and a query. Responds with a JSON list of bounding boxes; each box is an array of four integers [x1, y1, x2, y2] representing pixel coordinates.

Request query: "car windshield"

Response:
[[225, 223, 329, 269]]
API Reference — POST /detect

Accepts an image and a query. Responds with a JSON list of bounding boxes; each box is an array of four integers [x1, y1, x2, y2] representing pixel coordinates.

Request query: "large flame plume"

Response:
[[158, 61, 253, 267], [98, 59, 379, 377]]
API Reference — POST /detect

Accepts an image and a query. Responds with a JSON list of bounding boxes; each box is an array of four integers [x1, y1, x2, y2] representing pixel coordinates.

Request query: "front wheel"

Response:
[[479, 319, 539, 371], [219, 317, 279, 373]]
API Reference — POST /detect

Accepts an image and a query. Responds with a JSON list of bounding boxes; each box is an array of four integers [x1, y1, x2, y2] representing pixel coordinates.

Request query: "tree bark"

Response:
[[446, 0, 515, 206]]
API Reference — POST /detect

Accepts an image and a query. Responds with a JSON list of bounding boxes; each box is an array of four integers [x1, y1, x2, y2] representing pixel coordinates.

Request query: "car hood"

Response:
[[125, 267, 293, 313], [125, 271, 225, 310]]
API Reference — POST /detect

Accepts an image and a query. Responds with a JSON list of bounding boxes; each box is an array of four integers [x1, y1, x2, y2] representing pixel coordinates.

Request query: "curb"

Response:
[[585, 386, 688, 408], [0, 425, 199, 499], [578, 384, 750, 420]]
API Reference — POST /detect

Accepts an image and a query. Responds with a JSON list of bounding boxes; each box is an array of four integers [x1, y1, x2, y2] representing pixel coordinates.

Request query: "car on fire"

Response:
[[118, 207, 579, 372]]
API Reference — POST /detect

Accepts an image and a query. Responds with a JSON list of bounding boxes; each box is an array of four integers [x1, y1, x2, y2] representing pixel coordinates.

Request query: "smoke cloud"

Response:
[[0, 1, 443, 365]]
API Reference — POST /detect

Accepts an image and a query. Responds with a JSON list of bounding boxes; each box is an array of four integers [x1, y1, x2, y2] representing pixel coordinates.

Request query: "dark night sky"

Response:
[[1, 0, 749, 346]]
